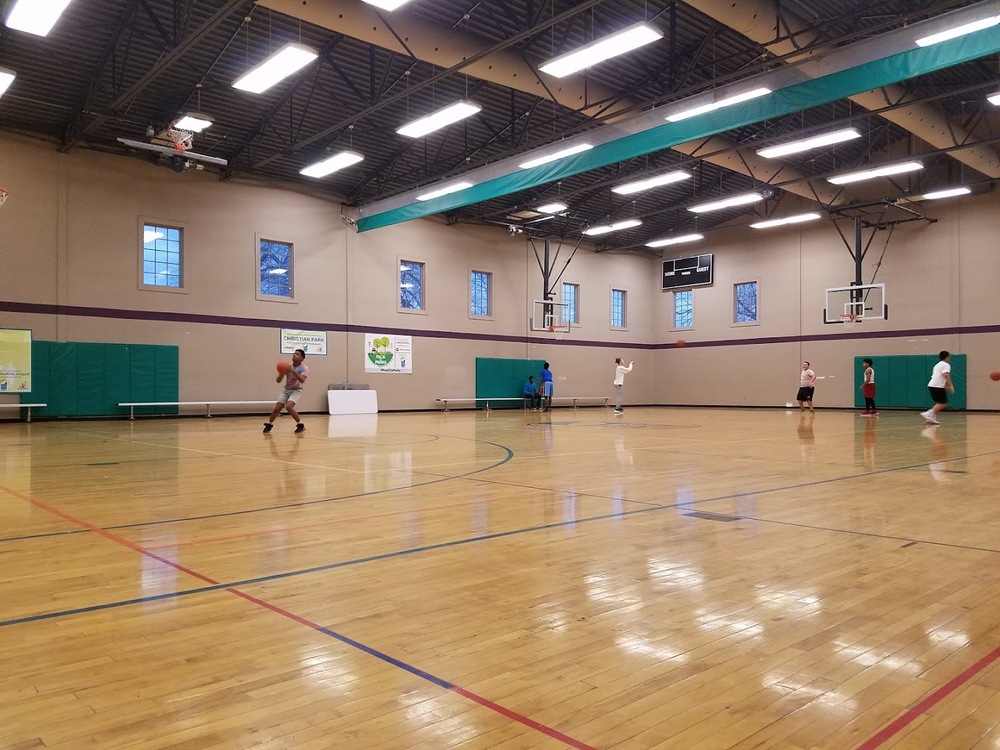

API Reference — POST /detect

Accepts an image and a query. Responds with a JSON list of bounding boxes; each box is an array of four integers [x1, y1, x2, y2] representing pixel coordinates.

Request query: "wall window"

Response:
[[399, 260, 425, 311], [258, 238, 293, 300], [674, 289, 693, 329], [561, 282, 579, 325], [611, 288, 627, 329], [734, 281, 758, 324], [470, 270, 492, 318], [141, 223, 182, 289]]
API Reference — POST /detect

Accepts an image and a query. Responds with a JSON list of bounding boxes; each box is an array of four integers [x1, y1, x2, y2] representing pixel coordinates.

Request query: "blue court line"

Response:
[[0, 440, 514, 545], [3, 448, 997, 630]]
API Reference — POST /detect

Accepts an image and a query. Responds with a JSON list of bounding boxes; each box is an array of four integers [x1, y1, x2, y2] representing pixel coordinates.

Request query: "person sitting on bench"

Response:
[[523, 376, 541, 410]]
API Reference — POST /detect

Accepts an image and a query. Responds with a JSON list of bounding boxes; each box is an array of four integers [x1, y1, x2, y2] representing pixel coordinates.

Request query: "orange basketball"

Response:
[[277, 361, 292, 374], [675, 339, 686, 348], [991, 371, 1000, 381]]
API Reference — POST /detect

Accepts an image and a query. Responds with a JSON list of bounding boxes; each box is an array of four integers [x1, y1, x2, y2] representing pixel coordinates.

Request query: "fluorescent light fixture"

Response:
[[416, 181, 473, 201], [396, 101, 482, 138], [988, 91, 1000, 106], [583, 219, 642, 236], [645, 233, 704, 248], [173, 114, 213, 133], [519, 143, 593, 170], [300, 150, 365, 178], [233, 43, 318, 94], [361, 0, 413, 9], [919, 187, 971, 201], [536, 202, 568, 214], [688, 192, 764, 213], [749, 212, 822, 229], [915, 15, 1000, 47], [828, 161, 923, 185], [5, 0, 73, 36], [539, 23, 663, 78], [612, 170, 690, 195], [666, 87, 771, 123], [757, 128, 861, 159], [0, 67, 15, 98]]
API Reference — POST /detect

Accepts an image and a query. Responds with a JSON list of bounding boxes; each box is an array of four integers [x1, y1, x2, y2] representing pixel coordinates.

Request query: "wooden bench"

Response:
[[0, 403, 47, 423], [119, 401, 275, 420], [435, 396, 609, 411]]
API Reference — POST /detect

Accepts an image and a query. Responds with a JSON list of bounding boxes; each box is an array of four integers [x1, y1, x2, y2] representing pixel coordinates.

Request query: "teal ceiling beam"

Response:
[[356, 25, 1000, 233]]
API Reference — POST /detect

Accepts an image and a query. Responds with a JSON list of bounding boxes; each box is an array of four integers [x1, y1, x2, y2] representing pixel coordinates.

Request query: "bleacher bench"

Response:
[[119, 400, 275, 420], [0, 403, 47, 423], [435, 396, 609, 411]]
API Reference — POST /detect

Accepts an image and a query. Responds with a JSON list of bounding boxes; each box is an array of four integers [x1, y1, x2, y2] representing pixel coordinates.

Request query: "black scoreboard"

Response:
[[662, 253, 714, 290]]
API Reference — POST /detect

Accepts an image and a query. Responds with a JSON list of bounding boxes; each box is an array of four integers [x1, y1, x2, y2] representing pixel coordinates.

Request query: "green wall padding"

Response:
[[76, 343, 105, 416], [475, 358, 546, 409], [13, 340, 179, 419], [49, 343, 78, 416], [154, 346, 179, 415], [104, 344, 131, 416], [854, 354, 966, 409]]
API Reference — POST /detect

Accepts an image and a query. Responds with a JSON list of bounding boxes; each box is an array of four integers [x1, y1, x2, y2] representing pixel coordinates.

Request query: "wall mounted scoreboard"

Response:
[[662, 253, 713, 290]]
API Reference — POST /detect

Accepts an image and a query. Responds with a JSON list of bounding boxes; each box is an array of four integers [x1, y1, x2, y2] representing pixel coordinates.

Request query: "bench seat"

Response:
[[0, 403, 47, 422], [119, 400, 275, 419], [435, 396, 609, 411]]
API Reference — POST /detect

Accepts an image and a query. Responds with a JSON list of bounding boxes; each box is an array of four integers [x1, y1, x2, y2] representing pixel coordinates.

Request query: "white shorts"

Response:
[[277, 388, 303, 404]]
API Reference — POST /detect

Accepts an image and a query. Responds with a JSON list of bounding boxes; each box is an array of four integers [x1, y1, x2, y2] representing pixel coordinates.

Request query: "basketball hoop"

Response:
[[0, 188, 9, 208], [840, 313, 859, 330]]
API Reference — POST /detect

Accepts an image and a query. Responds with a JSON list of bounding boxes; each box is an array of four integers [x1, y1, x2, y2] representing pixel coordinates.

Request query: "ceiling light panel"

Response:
[[360, 0, 413, 9], [749, 213, 822, 229], [536, 203, 568, 214], [920, 187, 971, 200], [233, 43, 318, 94], [300, 151, 365, 178], [915, 15, 1000, 47], [612, 171, 691, 195], [666, 87, 771, 123], [827, 161, 923, 185], [519, 143, 593, 170], [5, 0, 73, 37], [645, 233, 704, 248], [417, 181, 473, 202], [173, 114, 213, 132], [988, 91, 1000, 106], [583, 219, 642, 236], [0, 67, 15, 98], [688, 193, 764, 213], [756, 128, 861, 159], [539, 23, 663, 79], [396, 101, 482, 138]]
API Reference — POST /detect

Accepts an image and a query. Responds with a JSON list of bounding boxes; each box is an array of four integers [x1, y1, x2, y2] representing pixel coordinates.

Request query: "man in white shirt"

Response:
[[921, 350, 954, 425], [797, 361, 817, 412], [612, 358, 634, 415]]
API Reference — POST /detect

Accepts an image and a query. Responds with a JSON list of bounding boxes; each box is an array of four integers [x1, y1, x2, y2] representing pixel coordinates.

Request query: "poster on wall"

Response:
[[0, 329, 32, 392], [365, 334, 412, 374], [281, 329, 327, 355]]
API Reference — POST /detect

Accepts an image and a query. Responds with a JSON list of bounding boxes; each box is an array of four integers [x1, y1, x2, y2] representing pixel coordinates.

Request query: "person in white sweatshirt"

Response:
[[613, 358, 634, 415]]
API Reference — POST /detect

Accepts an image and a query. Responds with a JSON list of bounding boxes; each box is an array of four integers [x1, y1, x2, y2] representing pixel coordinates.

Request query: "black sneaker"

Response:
[[294, 423, 305, 433], [263, 422, 273, 433]]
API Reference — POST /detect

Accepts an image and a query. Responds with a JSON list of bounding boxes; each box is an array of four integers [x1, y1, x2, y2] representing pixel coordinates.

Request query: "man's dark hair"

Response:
[[939, 350, 949, 360], [863, 358, 872, 366], [528, 375, 534, 381], [295, 348, 306, 358], [543, 362, 549, 368]]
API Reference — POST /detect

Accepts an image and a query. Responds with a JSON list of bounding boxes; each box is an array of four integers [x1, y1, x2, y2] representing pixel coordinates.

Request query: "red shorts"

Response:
[[862, 383, 875, 398]]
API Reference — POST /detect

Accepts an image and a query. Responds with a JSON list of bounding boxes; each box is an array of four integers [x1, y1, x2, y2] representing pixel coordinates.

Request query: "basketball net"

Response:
[[841, 313, 858, 330]]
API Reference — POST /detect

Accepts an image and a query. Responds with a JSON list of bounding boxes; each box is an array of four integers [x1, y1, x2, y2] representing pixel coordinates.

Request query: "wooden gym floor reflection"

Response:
[[2, 407, 1000, 749]]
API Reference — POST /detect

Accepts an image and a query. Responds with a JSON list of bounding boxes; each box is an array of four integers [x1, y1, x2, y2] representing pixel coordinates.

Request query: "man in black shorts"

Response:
[[921, 350, 953, 425], [797, 361, 816, 412]]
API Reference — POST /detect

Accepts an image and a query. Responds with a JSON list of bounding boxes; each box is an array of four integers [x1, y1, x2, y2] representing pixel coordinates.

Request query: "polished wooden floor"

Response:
[[3, 406, 1000, 749]]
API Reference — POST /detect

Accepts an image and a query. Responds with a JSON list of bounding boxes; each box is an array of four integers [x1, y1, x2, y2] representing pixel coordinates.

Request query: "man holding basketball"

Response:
[[264, 348, 308, 433], [612, 358, 634, 415]]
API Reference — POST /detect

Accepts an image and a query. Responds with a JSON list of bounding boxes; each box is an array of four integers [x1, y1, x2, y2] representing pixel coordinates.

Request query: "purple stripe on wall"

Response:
[[2, 299, 997, 349]]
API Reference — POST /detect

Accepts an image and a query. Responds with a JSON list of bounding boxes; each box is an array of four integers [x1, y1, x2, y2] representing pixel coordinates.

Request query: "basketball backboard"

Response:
[[824, 283, 886, 324], [530, 299, 571, 333]]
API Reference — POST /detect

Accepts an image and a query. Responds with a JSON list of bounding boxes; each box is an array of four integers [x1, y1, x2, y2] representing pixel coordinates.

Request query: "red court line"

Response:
[[3, 481, 597, 749], [855, 643, 1000, 750]]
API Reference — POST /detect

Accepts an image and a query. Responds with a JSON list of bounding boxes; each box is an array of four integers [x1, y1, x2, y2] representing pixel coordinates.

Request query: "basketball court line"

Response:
[[4, 445, 1000, 629], [0, 481, 597, 750]]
